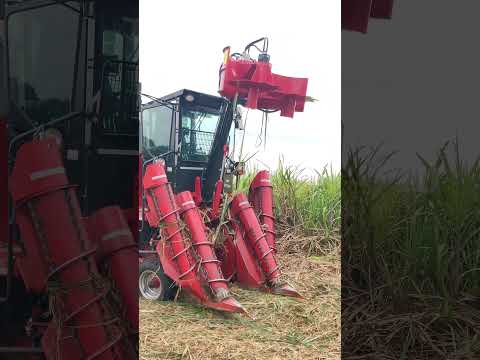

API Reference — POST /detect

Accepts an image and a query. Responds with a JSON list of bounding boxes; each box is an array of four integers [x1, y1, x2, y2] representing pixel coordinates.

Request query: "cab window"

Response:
[[7, 4, 79, 129], [142, 106, 172, 159], [99, 16, 139, 135], [180, 105, 220, 162]]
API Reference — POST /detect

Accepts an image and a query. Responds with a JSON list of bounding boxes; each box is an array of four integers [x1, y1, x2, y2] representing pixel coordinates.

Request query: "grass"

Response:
[[342, 142, 480, 358], [140, 253, 340, 360], [238, 159, 341, 256], [140, 159, 341, 359]]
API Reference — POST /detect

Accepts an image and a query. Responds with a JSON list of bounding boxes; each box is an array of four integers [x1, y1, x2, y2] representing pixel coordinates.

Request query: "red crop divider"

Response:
[[10, 138, 130, 360], [143, 162, 245, 313], [249, 171, 276, 254], [230, 193, 302, 299], [89, 206, 139, 338]]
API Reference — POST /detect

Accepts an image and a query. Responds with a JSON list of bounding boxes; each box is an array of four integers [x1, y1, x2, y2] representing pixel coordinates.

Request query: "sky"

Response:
[[139, 0, 341, 177]]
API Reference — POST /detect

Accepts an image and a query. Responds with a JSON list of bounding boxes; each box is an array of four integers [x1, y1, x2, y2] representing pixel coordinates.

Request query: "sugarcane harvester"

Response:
[[139, 38, 309, 313], [1, 1, 139, 358]]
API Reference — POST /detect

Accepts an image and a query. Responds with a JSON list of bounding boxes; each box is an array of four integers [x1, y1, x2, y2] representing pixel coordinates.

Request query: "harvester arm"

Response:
[[218, 38, 308, 118]]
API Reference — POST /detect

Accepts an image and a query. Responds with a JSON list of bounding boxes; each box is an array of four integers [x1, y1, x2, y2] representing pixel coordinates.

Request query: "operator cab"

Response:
[[6, 0, 139, 214], [141, 89, 233, 201]]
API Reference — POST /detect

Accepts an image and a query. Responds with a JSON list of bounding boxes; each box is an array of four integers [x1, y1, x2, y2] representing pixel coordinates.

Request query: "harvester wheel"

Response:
[[138, 257, 175, 301]]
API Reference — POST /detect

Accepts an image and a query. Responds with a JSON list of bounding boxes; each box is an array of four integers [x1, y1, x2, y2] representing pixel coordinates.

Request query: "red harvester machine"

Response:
[[138, 0, 396, 309], [138, 38, 308, 313], [1, 1, 140, 358]]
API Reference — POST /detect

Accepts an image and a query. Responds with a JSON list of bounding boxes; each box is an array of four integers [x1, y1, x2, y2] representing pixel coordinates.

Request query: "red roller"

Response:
[[230, 193, 302, 298], [230, 194, 280, 281], [249, 171, 276, 254], [89, 206, 139, 336], [9, 138, 127, 360], [176, 191, 243, 312]]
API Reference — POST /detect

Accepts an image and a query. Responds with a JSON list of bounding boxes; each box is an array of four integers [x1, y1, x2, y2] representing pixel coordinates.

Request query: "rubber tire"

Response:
[[139, 257, 176, 301]]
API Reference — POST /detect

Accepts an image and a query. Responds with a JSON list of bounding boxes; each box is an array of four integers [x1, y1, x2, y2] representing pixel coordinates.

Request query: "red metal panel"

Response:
[[226, 221, 265, 288], [230, 193, 302, 298], [230, 193, 281, 281]]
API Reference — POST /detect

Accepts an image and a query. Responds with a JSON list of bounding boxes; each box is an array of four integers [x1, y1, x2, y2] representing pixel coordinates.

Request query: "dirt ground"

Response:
[[139, 250, 340, 360]]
